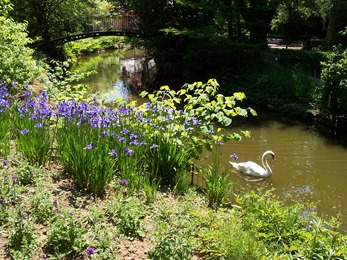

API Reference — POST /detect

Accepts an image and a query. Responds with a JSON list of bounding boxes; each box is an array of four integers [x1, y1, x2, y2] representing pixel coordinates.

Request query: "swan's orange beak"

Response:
[[272, 155, 276, 160]]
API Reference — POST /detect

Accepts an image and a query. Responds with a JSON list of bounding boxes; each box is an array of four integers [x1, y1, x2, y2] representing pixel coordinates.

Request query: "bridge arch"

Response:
[[31, 15, 150, 49]]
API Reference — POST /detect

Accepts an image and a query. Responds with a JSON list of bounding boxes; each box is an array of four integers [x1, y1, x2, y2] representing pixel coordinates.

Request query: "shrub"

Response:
[[0, 3, 43, 84], [318, 45, 347, 120], [46, 209, 87, 258]]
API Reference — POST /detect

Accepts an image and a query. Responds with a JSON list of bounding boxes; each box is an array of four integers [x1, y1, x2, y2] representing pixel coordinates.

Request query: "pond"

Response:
[[198, 108, 347, 228], [73, 49, 347, 228]]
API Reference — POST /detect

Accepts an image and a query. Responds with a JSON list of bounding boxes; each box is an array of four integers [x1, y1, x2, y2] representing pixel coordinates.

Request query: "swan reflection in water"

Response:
[[230, 150, 276, 182]]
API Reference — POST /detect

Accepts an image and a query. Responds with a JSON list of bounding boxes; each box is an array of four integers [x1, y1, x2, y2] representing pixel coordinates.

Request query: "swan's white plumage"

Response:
[[229, 150, 275, 178]]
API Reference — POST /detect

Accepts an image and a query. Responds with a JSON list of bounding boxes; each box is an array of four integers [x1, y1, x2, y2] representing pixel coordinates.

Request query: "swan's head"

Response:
[[264, 150, 276, 160]]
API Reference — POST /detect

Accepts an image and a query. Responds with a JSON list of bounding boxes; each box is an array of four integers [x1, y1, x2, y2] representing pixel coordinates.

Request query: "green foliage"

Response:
[[144, 135, 190, 191], [0, 167, 23, 207], [199, 217, 266, 260], [236, 189, 305, 251], [0, 98, 10, 157], [0, 8, 43, 84], [46, 209, 87, 258], [63, 36, 128, 59], [318, 45, 347, 118], [239, 57, 318, 110], [140, 79, 253, 157], [149, 194, 202, 259], [56, 119, 115, 195], [29, 187, 54, 224], [11, 98, 53, 166], [142, 175, 160, 203], [45, 60, 95, 102], [10, 0, 97, 41], [11, 160, 46, 186], [200, 164, 233, 210], [149, 234, 193, 260], [7, 207, 37, 258], [106, 197, 145, 240]]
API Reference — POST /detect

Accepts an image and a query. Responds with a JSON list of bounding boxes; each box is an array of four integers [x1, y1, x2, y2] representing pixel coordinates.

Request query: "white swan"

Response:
[[229, 150, 275, 178]]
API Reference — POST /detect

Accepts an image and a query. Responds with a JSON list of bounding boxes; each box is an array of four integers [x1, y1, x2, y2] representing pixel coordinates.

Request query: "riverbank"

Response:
[[1, 152, 346, 259]]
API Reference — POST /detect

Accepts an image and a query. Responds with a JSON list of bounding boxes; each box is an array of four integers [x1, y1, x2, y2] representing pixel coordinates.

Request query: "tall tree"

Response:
[[271, 0, 328, 47], [236, 0, 279, 45], [9, 0, 96, 42], [325, 0, 347, 44]]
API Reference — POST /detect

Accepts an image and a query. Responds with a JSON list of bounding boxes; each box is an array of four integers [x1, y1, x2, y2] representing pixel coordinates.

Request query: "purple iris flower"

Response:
[[53, 199, 59, 207], [150, 144, 158, 149], [124, 147, 134, 156], [231, 153, 238, 161], [85, 247, 95, 256], [34, 122, 44, 128], [120, 179, 129, 186], [121, 128, 129, 135], [109, 149, 118, 157], [117, 136, 125, 143], [20, 128, 29, 135], [84, 143, 94, 150]]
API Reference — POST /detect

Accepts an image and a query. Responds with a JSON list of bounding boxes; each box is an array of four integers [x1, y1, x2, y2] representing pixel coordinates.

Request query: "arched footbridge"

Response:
[[32, 15, 150, 49]]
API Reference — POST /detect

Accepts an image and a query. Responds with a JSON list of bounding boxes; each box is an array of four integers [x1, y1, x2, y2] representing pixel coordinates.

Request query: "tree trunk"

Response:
[[325, 15, 344, 44]]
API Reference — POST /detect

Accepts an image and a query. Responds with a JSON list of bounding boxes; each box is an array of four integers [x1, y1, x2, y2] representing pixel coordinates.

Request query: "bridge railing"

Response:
[[31, 15, 144, 48], [80, 15, 140, 33]]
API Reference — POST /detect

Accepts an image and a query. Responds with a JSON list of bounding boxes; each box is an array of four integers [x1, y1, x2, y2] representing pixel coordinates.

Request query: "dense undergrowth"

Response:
[[1, 80, 347, 259]]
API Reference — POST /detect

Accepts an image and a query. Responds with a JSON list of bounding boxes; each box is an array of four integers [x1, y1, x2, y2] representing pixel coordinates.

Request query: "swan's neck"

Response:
[[262, 154, 272, 175]]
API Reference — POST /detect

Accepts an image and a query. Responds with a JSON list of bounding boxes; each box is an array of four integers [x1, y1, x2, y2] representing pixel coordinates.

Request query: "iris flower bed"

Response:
[[0, 79, 252, 196]]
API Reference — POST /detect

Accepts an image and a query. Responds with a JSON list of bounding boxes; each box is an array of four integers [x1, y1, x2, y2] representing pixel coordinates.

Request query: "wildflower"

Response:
[[108, 149, 118, 157], [120, 179, 129, 186], [41, 253, 47, 259], [84, 143, 94, 150], [0, 198, 4, 203], [53, 199, 59, 207], [101, 130, 109, 137], [85, 247, 95, 257], [231, 153, 238, 161], [150, 144, 158, 149], [120, 128, 129, 135], [20, 128, 29, 135], [34, 122, 44, 128], [11, 174, 17, 179], [2, 160, 9, 166], [124, 147, 134, 156], [130, 140, 138, 145], [92, 96, 99, 105], [68, 211, 74, 215], [144, 102, 151, 110], [117, 136, 125, 143]]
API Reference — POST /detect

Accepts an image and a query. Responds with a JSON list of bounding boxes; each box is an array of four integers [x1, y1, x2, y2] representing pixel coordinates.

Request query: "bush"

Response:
[[0, 3, 43, 84], [318, 45, 347, 119]]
